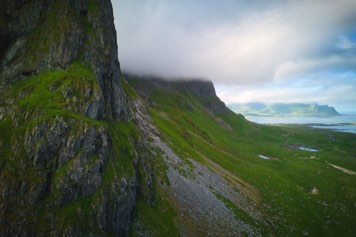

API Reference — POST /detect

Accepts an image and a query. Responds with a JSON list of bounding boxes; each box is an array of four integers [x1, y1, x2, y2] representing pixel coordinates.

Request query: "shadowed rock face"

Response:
[[176, 80, 233, 115], [124, 75, 234, 115], [1, 1, 257, 236], [0, 1, 146, 236], [0, 0, 126, 119]]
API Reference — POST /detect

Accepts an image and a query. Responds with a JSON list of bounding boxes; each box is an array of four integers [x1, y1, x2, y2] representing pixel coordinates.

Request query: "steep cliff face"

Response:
[[0, 1, 148, 236], [126, 75, 234, 115], [176, 80, 233, 115], [126, 75, 263, 236], [0, 0, 126, 119]]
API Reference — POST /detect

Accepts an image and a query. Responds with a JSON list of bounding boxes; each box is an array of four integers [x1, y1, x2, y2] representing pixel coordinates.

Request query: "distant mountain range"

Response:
[[228, 103, 340, 116]]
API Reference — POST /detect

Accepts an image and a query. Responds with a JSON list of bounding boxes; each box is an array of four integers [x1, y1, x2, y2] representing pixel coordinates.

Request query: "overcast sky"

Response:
[[112, 0, 356, 112]]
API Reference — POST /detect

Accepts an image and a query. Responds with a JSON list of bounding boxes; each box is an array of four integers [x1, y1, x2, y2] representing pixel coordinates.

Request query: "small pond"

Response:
[[258, 155, 271, 160], [298, 147, 319, 152]]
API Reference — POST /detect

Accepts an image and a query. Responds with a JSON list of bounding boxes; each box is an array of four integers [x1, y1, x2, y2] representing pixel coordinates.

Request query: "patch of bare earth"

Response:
[[155, 140, 264, 237], [310, 187, 319, 195], [327, 163, 356, 176]]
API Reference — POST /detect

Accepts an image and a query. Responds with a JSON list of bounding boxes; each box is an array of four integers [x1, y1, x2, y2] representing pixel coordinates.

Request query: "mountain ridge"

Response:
[[126, 75, 356, 236], [229, 102, 340, 116], [0, 1, 355, 236], [124, 74, 234, 115]]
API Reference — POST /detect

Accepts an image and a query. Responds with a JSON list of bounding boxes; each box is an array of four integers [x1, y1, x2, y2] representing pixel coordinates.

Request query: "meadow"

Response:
[[128, 77, 356, 236]]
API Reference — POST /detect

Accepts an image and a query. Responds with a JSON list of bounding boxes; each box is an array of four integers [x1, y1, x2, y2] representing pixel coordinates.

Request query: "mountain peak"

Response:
[[124, 74, 233, 115]]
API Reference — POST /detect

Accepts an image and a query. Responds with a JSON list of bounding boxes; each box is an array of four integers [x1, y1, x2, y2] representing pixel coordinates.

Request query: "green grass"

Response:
[[120, 75, 139, 99], [0, 118, 13, 161], [128, 79, 356, 236], [130, 194, 179, 237], [106, 121, 139, 179], [0, 63, 143, 235], [0, 63, 102, 159], [6, 62, 99, 117]]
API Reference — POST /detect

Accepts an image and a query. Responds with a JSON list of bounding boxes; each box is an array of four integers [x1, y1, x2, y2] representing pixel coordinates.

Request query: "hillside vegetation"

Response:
[[0, 1, 148, 235], [127, 75, 356, 237], [1, 1, 354, 236]]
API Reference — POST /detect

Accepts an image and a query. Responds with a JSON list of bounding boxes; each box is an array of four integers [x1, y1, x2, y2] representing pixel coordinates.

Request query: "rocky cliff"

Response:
[[126, 75, 264, 236], [125, 75, 234, 115], [0, 0, 127, 119], [0, 1, 151, 236], [0, 1, 281, 236]]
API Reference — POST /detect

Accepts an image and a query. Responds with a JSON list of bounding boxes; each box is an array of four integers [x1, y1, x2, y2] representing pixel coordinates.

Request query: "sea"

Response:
[[244, 113, 356, 134]]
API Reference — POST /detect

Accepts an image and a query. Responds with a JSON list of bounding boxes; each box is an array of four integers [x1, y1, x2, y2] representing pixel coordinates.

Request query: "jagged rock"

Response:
[[0, 0, 126, 119], [0, 0, 148, 236]]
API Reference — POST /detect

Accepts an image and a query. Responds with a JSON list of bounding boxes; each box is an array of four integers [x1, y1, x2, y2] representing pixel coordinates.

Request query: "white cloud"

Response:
[[113, 0, 356, 110], [274, 55, 356, 80], [114, 0, 356, 83], [337, 35, 356, 50], [216, 72, 356, 111]]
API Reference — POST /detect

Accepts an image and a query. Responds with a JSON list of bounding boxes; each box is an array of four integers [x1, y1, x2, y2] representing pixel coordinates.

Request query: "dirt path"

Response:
[[199, 153, 261, 204], [327, 162, 356, 175]]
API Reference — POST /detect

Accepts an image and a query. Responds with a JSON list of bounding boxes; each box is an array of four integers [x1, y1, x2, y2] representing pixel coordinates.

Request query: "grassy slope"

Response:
[[0, 64, 137, 234], [128, 79, 356, 237]]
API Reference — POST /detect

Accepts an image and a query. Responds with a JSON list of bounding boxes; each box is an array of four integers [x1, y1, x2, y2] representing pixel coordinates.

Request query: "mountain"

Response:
[[0, 1, 149, 235], [1, 1, 355, 237], [228, 103, 341, 116], [125, 74, 356, 236]]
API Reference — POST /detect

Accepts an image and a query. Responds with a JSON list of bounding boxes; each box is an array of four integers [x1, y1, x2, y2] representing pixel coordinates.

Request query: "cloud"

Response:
[[216, 72, 356, 111], [274, 55, 356, 80], [113, 0, 356, 110], [337, 35, 356, 50]]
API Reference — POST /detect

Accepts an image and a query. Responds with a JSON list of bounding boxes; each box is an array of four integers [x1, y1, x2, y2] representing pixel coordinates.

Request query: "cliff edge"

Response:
[[0, 1, 148, 236]]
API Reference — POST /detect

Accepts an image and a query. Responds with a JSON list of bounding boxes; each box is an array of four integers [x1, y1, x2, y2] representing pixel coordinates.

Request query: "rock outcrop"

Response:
[[126, 75, 265, 236], [1, 1, 254, 236], [0, 1, 150, 236], [124, 75, 233, 115], [0, 0, 125, 119]]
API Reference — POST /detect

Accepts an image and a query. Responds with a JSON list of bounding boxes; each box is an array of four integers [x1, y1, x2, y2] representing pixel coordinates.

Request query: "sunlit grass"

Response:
[[128, 78, 356, 236]]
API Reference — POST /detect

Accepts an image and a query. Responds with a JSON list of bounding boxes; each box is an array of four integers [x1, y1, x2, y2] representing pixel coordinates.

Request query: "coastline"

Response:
[[242, 114, 356, 134]]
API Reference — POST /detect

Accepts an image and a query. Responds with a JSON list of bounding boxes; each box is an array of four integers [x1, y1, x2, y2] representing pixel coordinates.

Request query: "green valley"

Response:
[[126, 75, 356, 236], [1, 1, 355, 236]]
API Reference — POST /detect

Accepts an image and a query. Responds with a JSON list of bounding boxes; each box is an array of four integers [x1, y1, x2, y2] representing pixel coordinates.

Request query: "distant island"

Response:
[[228, 103, 341, 116]]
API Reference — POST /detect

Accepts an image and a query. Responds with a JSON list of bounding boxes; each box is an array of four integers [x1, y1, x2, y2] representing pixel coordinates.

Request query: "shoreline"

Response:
[[242, 115, 356, 134]]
